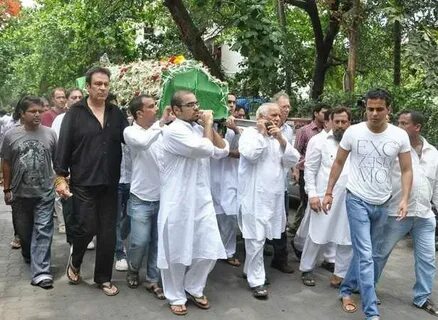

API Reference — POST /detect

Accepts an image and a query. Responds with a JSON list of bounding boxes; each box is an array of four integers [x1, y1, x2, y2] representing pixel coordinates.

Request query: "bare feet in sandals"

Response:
[[145, 282, 165, 300], [169, 304, 187, 316], [341, 296, 357, 313], [66, 262, 80, 284], [99, 282, 119, 296]]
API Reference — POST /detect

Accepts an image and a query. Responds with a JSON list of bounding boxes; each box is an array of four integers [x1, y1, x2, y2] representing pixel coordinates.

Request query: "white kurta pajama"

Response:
[[157, 118, 228, 305], [299, 130, 352, 277], [238, 127, 299, 288], [211, 128, 240, 258]]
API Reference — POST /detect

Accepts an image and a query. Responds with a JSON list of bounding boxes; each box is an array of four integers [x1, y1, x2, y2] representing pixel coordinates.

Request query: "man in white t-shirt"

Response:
[[123, 95, 174, 300], [374, 110, 438, 316], [322, 89, 413, 320]]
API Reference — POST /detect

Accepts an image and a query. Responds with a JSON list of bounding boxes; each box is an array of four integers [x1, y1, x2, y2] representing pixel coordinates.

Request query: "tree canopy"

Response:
[[0, 0, 437, 140]]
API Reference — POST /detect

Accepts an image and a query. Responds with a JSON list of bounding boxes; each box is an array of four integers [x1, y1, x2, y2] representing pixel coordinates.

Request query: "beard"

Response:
[[333, 129, 345, 142]]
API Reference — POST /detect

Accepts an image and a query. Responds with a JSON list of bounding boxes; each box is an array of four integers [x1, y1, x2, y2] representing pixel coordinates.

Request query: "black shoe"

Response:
[[270, 260, 294, 274], [416, 299, 438, 316], [251, 285, 269, 299], [31, 279, 53, 290], [321, 261, 335, 273], [290, 240, 302, 260]]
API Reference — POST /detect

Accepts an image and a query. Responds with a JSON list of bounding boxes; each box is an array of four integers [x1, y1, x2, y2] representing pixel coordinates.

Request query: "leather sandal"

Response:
[[341, 296, 357, 313], [169, 304, 187, 316], [186, 292, 210, 309], [145, 282, 165, 300]]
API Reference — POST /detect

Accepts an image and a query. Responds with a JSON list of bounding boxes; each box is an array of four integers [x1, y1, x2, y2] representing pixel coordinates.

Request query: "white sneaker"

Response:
[[86, 241, 95, 250], [115, 258, 128, 271], [58, 225, 66, 234]]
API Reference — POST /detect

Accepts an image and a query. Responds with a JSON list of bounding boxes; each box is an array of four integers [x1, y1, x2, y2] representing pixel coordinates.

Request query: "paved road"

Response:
[[0, 201, 437, 320]]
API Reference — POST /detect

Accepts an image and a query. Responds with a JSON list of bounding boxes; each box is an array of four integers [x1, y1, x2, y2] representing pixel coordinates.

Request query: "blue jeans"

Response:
[[340, 191, 388, 319], [115, 183, 130, 260], [375, 216, 436, 306], [127, 194, 160, 283], [12, 194, 54, 284]]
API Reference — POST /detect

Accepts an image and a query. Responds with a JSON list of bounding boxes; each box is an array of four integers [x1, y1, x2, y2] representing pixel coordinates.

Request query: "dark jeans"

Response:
[[115, 183, 130, 260], [12, 194, 54, 283], [291, 170, 307, 234], [70, 185, 118, 284], [272, 191, 289, 264]]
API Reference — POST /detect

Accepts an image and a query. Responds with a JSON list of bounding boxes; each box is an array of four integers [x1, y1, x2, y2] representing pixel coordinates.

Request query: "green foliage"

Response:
[[0, 0, 141, 106]]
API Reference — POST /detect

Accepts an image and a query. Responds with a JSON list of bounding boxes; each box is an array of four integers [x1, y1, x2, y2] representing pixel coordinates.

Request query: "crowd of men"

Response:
[[1, 66, 438, 319]]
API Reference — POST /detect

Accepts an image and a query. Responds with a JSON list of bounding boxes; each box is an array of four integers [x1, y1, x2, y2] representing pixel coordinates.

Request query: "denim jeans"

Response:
[[339, 191, 388, 319], [127, 193, 160, 283], [115, 183, 131, 260], [12, 194, 54, 284], [375, 216, 436, 306]]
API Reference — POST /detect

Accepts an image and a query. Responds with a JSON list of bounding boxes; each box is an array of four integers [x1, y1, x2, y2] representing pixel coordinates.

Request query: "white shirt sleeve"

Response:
[[239, 128, 268, 164], [123, 121, 162, 150], [304, 136, 322, 198], [164, 124, 215, 159], [281, 142, 300, 170], [398, 129, 412, 154], [212, 139, 230, 159]]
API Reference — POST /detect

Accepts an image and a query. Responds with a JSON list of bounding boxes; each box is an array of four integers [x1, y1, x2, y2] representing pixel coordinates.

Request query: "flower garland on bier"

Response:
[[107, 55, 228, 111]]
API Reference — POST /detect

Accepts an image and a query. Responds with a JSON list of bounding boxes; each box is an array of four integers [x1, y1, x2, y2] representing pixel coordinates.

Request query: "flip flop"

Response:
[[66, 256, 81, 285], [224, 256, 241, 267], [186, 292, 210, 309], [341, 296, 357, 313], [99, 282, 119, 296], [169, 304, 188, 316], [145, 282, 166, 300]]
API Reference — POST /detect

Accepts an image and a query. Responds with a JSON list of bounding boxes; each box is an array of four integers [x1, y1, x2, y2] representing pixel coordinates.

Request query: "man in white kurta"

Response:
[[299, 108, 353, 287], [238, 103, 299, 299], [157, 91, 227, 315], [270, 91, 296, 273], [211, 117, 242, 266]]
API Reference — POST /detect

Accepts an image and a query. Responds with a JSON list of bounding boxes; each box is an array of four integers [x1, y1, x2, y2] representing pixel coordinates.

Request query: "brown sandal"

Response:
[[341, 296, 357, 313], [66, 261, 81, 284], [186, 292, 210, 309], [169, 304, 187, 316], [225, 257, 241, 267], [145, 282, 165, 300]]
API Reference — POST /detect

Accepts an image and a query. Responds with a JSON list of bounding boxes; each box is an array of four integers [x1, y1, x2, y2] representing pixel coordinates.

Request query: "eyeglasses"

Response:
[[179, 101, 199, 108]]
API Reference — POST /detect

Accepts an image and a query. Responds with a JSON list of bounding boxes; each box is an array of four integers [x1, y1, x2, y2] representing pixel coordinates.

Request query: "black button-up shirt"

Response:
[[54, 98, 128, 186]]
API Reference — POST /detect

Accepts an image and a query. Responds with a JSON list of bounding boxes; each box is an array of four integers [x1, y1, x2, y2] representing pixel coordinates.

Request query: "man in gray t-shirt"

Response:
[[1, 96, 57, 290]]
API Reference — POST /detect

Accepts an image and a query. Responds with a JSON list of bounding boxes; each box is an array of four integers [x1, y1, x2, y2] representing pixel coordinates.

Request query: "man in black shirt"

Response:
[[55, 67, 128, 296]]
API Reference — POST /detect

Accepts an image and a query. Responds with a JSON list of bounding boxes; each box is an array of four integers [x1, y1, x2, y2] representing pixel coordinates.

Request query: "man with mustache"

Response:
[[299, 107, 353, 289], [238, 103, 300, 299], [1, 96, 57, 289]]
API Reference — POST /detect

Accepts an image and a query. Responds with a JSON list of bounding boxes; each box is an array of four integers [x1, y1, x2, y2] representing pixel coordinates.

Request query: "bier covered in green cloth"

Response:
[[159, 63, 229, 120]]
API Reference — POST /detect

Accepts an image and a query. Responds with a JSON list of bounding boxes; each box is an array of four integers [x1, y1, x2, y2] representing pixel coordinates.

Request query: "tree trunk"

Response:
[[277, 0, 292, 96], [393, 19, 401, 86], [307, 0, 343, 100], [312, 51, 329, 100], [163, 0, 224, 80], [344, 0, 360, 93]]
